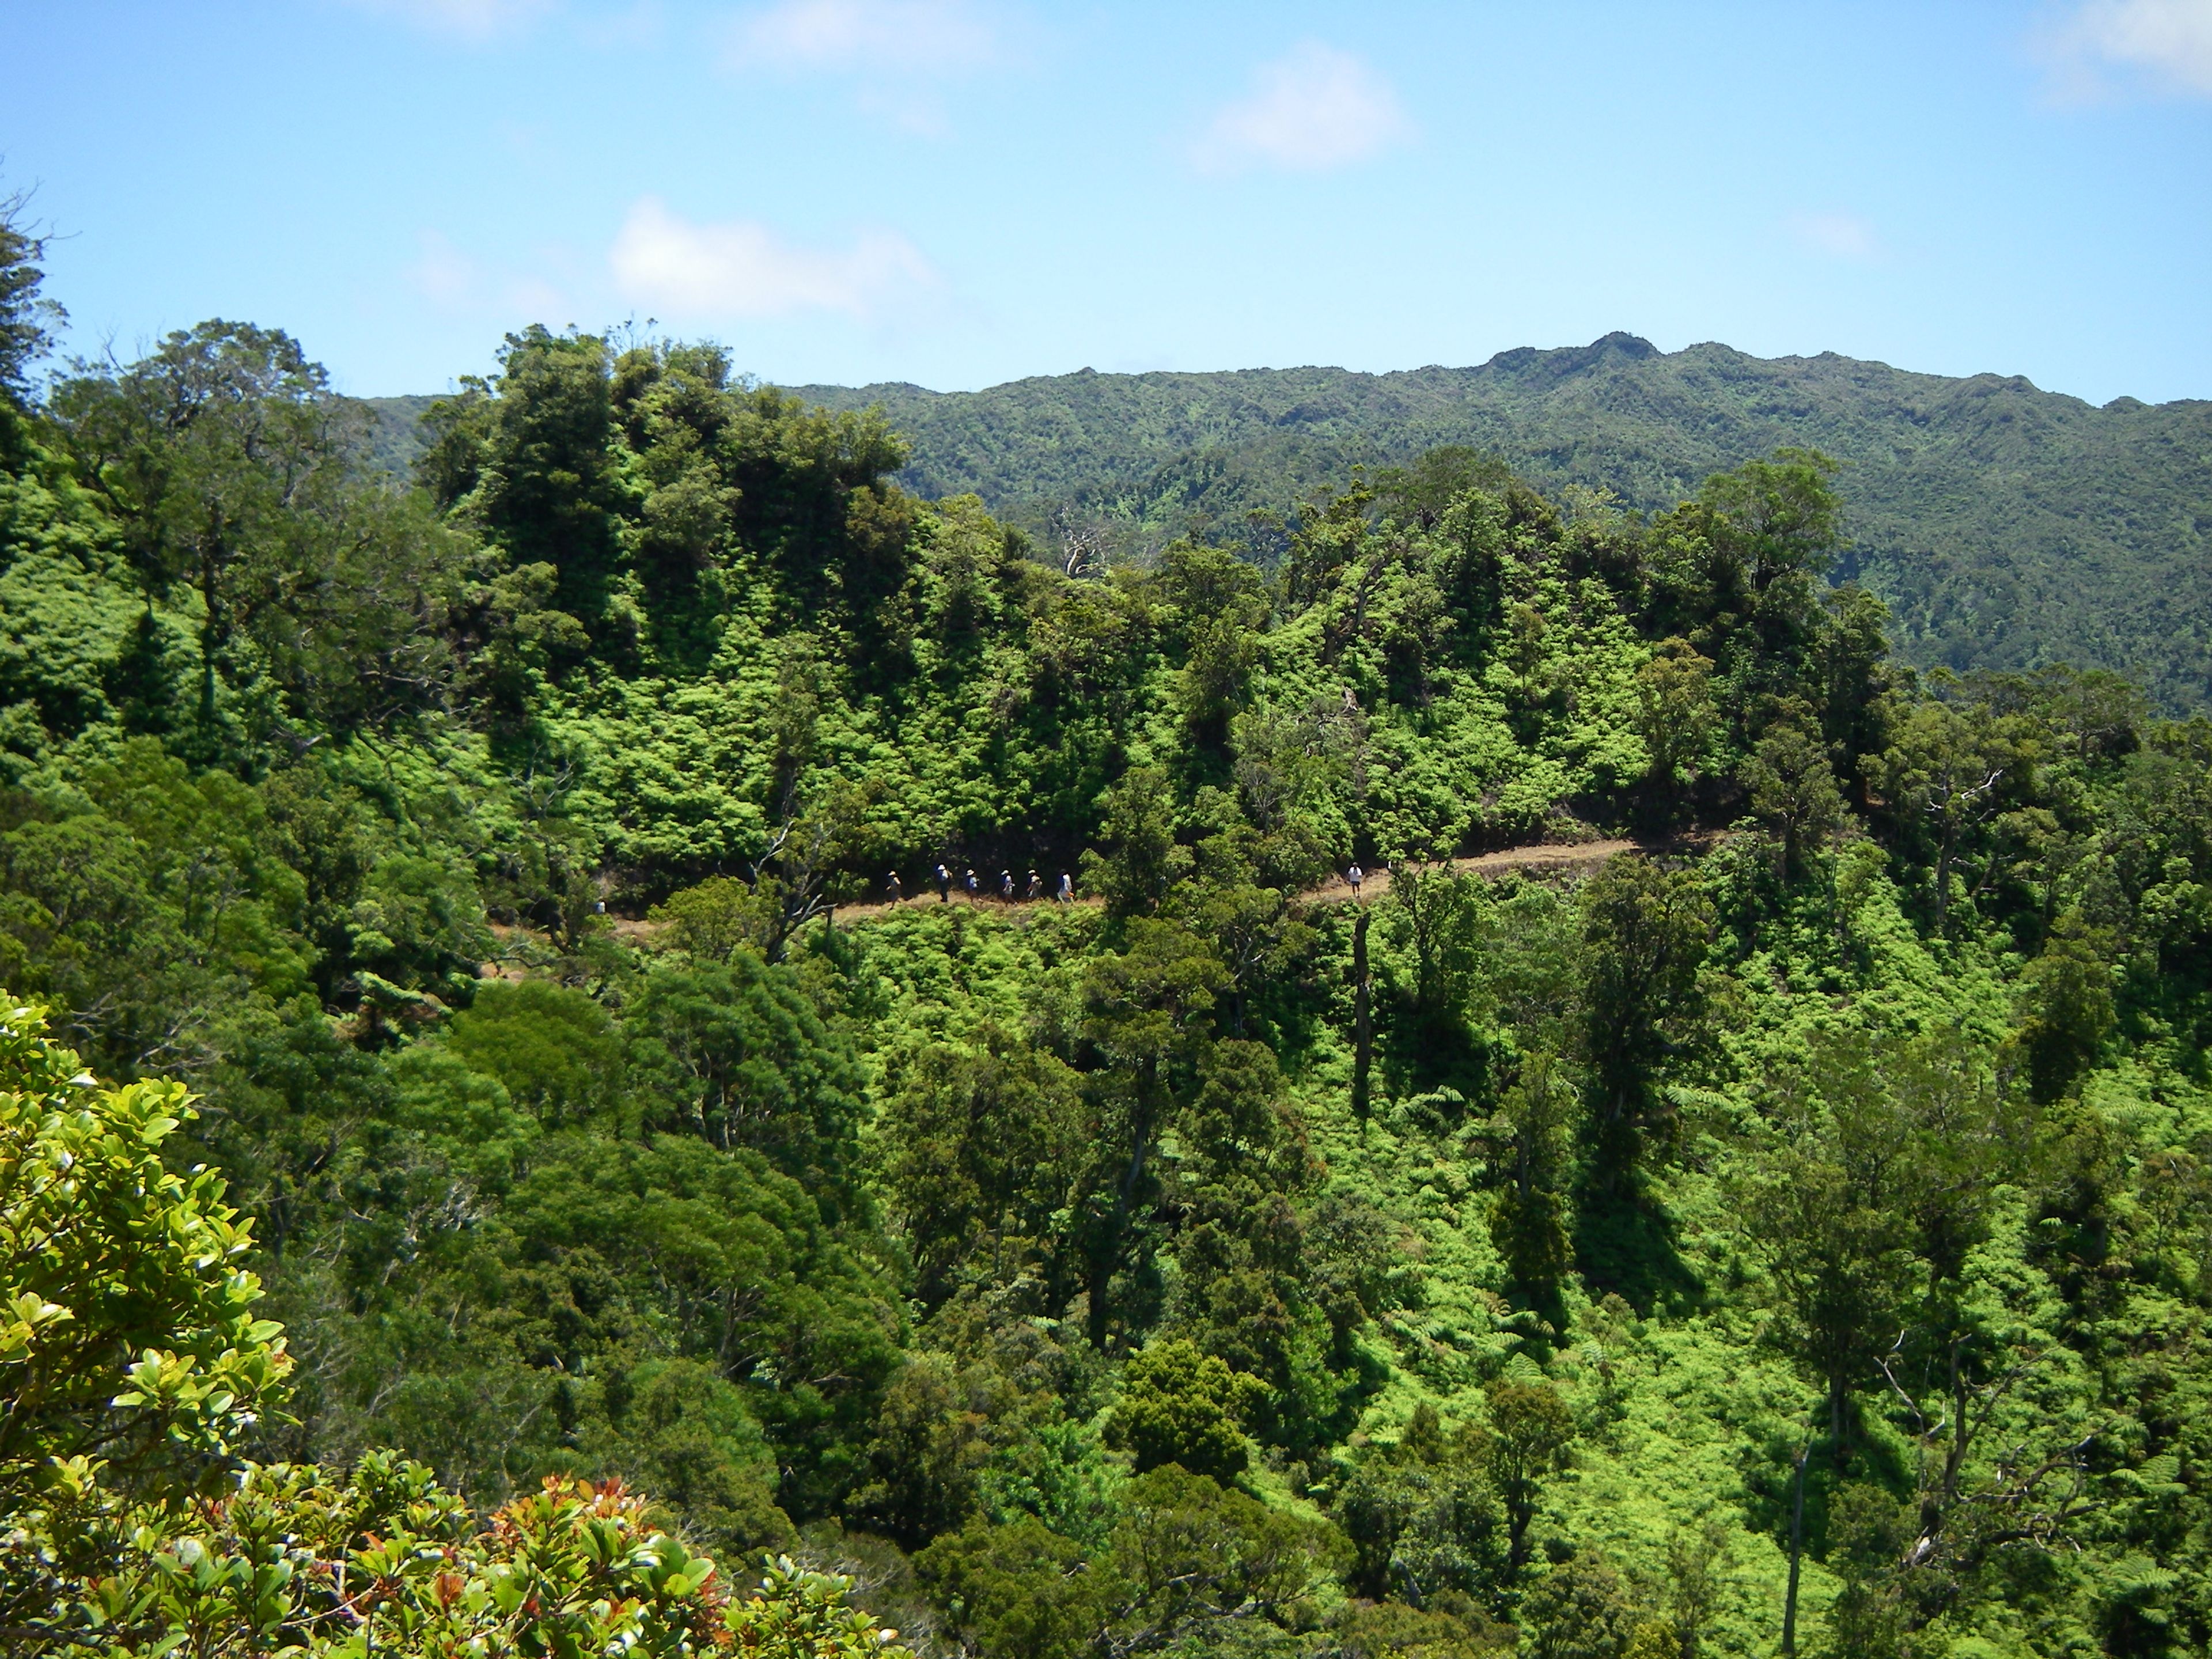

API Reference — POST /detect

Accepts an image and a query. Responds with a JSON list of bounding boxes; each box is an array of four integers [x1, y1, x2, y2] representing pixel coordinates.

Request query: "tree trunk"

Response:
[[1783, 1443, 1808, 1658], [1352, 908, 1372, 1121], [198, 545, 223, 739], [1090, 1068, 1158, 1344], [1934, 819, 1956, 940]]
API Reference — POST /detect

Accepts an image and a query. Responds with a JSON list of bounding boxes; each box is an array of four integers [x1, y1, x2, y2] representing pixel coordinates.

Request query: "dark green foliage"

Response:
[[877, 1030, 1086, 1311], [52, 323, 467, 757], [1578, 857, 1713, 1190], [1484, 1056, 1579, 1306], [446, 978, 622, 1126], [1105, 1339, 1267, 1481], [1336, 1406, 1509, 1607], [1486, 1382, 1577, 1578], [584, 1357, 797, 1558], [916, 1464, 1343, 1659], [627, 951, 867, 1203], [1518, 1549, 1647, 1659]]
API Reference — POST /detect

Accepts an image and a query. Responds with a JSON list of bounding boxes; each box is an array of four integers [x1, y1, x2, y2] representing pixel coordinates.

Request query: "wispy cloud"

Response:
[[405, 230, 578, 325], [407, 232, 480, 306], [609, 197, 936, 320], [719, 0, 1005, 133], [1787, 210, 1882, 263], [722, 0, 998, 75], [1194, 41, 1411, 174], [2043, 0, 2212, 99], [342, 0, 554, 41]]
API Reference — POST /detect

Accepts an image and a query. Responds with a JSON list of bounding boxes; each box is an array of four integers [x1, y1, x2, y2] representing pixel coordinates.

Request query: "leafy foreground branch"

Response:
[[0, 997, 906, 1658]]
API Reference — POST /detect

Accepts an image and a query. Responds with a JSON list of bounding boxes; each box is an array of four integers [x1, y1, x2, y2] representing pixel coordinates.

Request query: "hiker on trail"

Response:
[[1058, 872, 1074, 904], [1347, 863, 1365, 896], [936, 863, 951, 903], [887, 871, 903, 904], [965, 868, 979, 901], [1027, 870, 1043, 902], [1001, 870, 1014, 902]]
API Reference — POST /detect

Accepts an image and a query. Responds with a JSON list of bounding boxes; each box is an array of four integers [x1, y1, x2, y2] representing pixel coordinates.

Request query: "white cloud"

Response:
[[343, 0, 553, 40], [1195, 41, 1411, 174], [403, 232, 584, 325], [407, 231, 480, 306], [2046, 0, 2212, 97], [722, 0, 997, 75], [1788, 210, 1882, 263], [609, 197, 936, 320]]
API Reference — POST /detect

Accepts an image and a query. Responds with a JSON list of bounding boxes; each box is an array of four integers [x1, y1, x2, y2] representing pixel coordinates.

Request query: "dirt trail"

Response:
[[499, 838, 1692, 969], [824, 836, 1664, 926], [1297, 838, 1640, 905]]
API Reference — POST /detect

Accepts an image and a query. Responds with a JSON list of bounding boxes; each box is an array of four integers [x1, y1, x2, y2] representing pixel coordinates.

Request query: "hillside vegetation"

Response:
[[9, 207, 2212, 1658], [777, 336, 2212, 711]]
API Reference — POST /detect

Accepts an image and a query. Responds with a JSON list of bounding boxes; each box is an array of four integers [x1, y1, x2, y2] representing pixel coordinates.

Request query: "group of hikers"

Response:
[[884, 865, 1076, 906], [880, 862, 1372, 908]]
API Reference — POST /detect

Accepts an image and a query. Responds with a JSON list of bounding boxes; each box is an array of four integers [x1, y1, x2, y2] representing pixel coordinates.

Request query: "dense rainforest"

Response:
[[10, 199, 2212, 1658]]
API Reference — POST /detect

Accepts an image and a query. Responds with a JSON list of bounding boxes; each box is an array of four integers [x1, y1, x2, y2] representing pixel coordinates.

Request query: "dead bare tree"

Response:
[[1052, 502, 1111, 580], [1873, 1328, 2101, 1628]]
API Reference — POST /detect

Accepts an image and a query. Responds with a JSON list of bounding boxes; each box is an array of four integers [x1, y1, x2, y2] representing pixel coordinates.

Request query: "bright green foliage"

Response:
[[0, 1000, 288, 1499]]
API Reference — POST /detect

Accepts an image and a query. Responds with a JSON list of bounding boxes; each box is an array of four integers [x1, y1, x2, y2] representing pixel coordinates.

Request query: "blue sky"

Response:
[[4, 1, 2208, 402]]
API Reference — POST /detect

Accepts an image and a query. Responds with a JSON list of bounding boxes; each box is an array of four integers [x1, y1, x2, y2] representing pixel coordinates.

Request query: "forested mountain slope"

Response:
[[13, 208, 2212, 1659], [781, 336, 2212, 710]]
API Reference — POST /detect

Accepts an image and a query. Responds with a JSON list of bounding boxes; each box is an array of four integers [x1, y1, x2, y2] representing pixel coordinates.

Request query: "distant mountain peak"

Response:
[[1478, 331, 1661, 385], [1592, 331, 1658, 358]]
